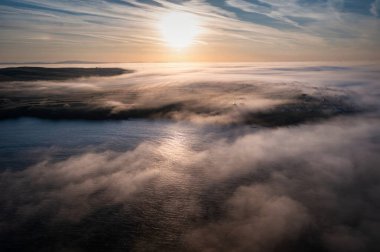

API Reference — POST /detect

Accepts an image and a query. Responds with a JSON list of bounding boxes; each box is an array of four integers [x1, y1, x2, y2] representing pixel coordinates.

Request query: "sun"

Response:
[[159, 12, 200, 49]]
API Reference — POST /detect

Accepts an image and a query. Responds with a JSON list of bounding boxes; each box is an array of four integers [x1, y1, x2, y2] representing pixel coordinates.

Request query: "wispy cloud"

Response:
[[371, 0, 380, 16], [0, 0, 379, 61]]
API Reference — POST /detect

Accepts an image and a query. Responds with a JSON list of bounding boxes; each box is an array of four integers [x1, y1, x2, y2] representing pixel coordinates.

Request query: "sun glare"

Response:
[[159, 12, 200, 49]]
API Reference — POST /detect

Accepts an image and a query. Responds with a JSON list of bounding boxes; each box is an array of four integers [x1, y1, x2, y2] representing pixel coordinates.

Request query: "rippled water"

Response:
[[0, 118, 227, 170], [0, 118, 255, 251]]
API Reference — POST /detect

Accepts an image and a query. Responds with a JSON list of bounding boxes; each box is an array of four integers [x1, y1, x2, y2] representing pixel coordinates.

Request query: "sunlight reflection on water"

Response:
[[0, 118, 246, 170]]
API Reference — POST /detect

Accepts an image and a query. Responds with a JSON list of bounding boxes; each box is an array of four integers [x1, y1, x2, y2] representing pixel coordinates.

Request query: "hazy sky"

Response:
[[0, 0, 379, 62]]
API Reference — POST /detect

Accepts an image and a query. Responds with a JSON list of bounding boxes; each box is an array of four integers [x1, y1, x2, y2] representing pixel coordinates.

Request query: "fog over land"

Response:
[[0, 63, 380, 251], [0, 63, 370, 126]]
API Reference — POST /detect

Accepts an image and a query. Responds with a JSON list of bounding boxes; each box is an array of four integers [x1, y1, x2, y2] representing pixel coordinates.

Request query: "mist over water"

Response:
[[0, 119, 226, 170], [1, 62, 380, 251]]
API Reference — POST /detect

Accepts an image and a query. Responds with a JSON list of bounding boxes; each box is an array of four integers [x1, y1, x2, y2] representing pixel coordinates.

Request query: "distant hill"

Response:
[[0, 67, 133, 81], [55, 61, 107, 64]]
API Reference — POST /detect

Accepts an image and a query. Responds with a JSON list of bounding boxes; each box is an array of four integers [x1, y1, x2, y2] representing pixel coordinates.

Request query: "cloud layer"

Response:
[[1, 62, 380, 251], [1, 117, 380, 251], [0, 63, 380, 251]]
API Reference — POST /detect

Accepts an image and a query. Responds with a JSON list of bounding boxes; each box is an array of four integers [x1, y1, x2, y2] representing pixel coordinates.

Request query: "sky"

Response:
[[0, 0, 379, 62]]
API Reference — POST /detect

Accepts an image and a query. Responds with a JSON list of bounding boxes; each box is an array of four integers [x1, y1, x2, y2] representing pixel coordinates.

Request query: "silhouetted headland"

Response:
[[0, 67, 132, 81]]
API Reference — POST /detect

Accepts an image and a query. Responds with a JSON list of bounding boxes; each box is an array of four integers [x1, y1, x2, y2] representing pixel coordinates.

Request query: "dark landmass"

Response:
[[0, 67, 361, 126], [0, 67, 132, 81], [0, 61, 109, 65], [243, 94, 358, 127], [0, 90, 359, 127]]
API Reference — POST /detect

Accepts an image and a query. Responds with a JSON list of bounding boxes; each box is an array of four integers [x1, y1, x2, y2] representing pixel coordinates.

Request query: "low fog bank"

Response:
[[1, 116, 380, 251], [1, 63, 377, 126]]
